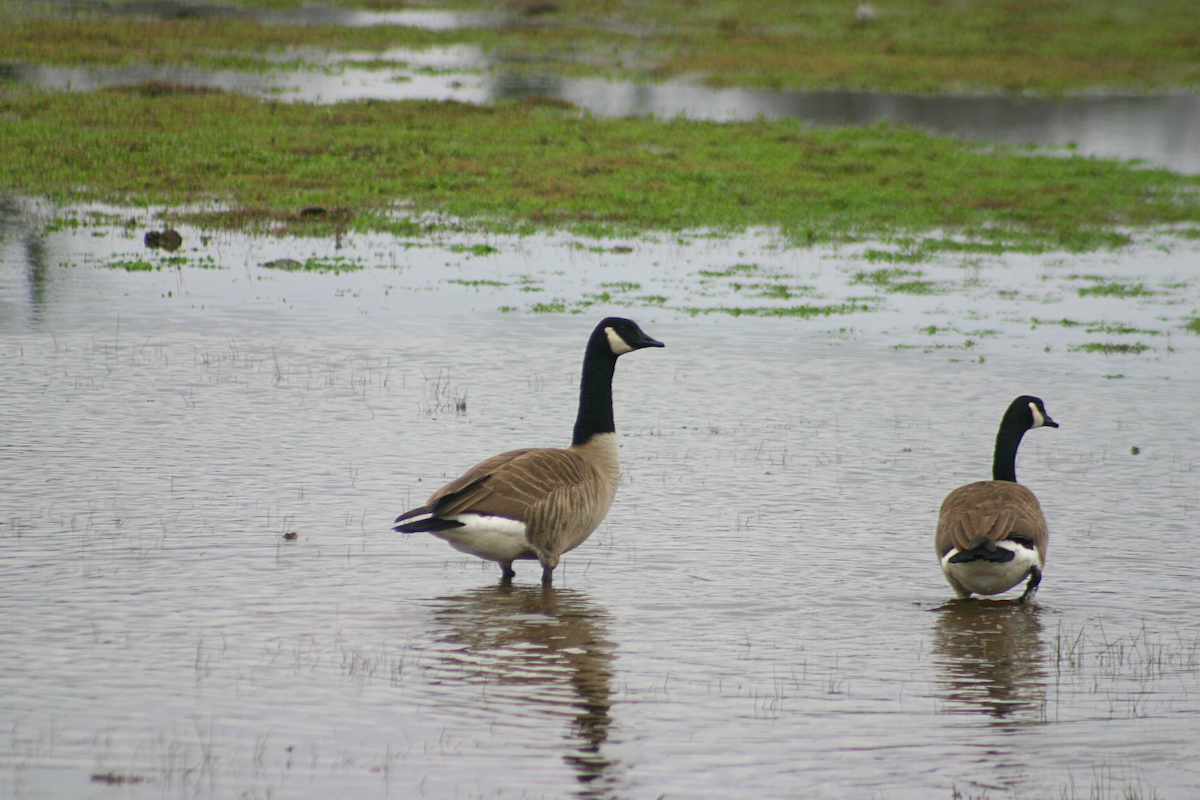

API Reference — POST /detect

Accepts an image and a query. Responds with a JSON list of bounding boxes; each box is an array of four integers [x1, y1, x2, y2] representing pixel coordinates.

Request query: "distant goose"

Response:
[[936, 396, 1059, 603], [394, 317, 664, 584]]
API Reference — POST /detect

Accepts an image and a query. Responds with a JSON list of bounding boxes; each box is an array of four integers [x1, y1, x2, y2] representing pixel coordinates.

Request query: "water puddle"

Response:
[[4, 5, 1200, 792], [3, 201, 1200, 798], [4, 200, 1198, 382], [34, 0, 509, 29]]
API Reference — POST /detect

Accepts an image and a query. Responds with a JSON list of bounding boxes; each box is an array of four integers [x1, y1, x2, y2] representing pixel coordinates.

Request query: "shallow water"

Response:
[[2, 207, 1199, 799]]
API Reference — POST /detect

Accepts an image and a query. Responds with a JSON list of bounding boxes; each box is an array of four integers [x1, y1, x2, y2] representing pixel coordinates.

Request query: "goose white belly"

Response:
[[940, 541, 1043, 597], [431, 514, 534, 562]]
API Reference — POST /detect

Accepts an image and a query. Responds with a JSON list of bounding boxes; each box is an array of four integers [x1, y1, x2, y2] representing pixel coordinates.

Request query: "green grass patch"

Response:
[[447, 278, 508, 287], [1069, 342, 1152, 354], [698, 264, 761, 278], [1031, 317, 1158, 335], [862, 248, 929, 264], [1086, 323, 1159, 335], [682, 302, 871, 318], [260, 256, 362, 272], [2, 90, 1200, 245], [446, 243, 499, 256], [891, 339, 979, 352], [106, 259, 157, 272], [1077, 282, 1154, 298], [1183, 318, 1200, 334], [746, 283, 816, 300], [852, 267, 941, 294], [530, 299, 568, 313]]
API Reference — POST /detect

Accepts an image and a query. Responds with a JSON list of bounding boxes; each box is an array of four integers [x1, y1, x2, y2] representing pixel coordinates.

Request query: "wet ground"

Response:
[[7, 55, 1200, 174], [4, 4, 1200, 175], [2, 203, 1199, 799], [3, 4, 1200, 795]]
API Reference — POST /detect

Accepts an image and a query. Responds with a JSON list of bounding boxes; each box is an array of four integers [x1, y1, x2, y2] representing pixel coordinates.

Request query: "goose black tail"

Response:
[[393, 517, 465, 534]]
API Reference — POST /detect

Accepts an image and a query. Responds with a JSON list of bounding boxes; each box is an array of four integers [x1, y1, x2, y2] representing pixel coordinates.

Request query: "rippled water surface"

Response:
[[2, 210, 1200, 799]]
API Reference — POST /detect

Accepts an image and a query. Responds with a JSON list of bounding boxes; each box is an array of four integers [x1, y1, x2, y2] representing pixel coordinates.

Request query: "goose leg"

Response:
[[1018, 566, 1042, 604], [541, 565, 554, 585], [500, 562, 516, 583]]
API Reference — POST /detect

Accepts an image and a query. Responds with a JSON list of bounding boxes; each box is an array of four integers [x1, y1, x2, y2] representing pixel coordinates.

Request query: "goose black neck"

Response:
[[992, 409, 1029, 483], [572, 336, 619, 446]]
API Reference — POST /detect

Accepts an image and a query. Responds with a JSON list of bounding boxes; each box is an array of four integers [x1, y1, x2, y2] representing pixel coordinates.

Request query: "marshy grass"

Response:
[[1077, 282, 1154, 299], [682, 302, 872, 319], [852, 267, 941, 295], [4, 0, 1200, 94], [3, 89, 1200, 247], [1030, 318, 1161, 336], [1069, 342, 1152, 355], [259, 256, 364, 272]]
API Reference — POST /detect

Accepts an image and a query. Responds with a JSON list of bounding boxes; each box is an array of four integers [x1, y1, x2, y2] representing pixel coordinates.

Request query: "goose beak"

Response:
[[1043, 416, 1059, 428], [632, 332, 665, 350]]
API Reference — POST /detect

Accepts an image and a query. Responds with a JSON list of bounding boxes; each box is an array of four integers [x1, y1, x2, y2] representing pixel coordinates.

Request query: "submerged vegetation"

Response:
[[1069, 342, 1152, 355], [2, 88, 1199, 248]]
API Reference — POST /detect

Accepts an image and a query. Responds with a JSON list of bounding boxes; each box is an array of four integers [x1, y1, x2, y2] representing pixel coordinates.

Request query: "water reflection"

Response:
[[932, 602, 1047, 724], [425, 585, 618, 798], [47, 0, 506, 29], [0, 196, 49, 319]]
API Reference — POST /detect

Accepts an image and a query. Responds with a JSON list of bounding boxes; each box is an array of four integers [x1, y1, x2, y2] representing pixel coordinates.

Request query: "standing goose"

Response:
[[394, 317, 664, 584], [936, 396, 1059, 603]]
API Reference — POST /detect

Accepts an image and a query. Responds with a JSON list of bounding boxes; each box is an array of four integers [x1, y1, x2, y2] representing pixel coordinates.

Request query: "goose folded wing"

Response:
[[938, 482, 1044, 553], [425, 448, 595, 525]]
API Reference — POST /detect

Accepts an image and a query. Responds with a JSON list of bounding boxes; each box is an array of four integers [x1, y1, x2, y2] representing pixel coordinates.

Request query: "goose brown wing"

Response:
[[423, 447, 596, 524], [936, 481, 1048, 557]]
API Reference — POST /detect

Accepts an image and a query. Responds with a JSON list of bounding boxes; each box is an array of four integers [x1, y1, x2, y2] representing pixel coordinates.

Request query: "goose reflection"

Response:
[[426, 584, 618, 798], [931, 601, 1048, 724]]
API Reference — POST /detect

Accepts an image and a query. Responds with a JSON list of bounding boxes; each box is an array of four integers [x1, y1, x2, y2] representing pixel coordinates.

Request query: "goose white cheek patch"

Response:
[[1030, 402, 1046, 428], [605, 327, 634, 354]]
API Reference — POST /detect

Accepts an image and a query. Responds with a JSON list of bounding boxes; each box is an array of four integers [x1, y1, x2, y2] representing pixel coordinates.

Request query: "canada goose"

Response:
[[394, 317, 664, 584], [936, 396, 1059, 603]]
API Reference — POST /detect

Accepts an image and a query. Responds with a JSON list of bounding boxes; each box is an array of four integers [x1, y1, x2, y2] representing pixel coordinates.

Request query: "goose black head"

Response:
[[1013, 395, 1058, 430], [597, 317, 665, 356]]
